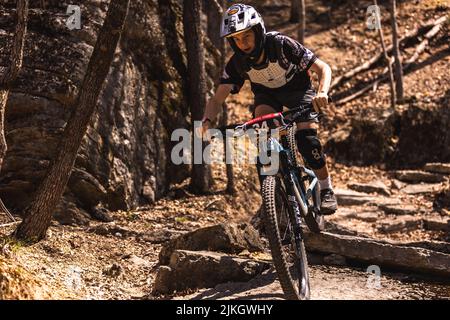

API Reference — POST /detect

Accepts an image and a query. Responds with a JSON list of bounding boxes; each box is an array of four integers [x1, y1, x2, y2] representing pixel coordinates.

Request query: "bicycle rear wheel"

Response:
[[262, 175, 310, 300]]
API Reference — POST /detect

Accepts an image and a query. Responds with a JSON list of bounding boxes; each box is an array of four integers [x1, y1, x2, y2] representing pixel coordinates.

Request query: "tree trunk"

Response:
[[184, 0, 213, 194], [222, 103, 236, 194], [374, 0, 396, 109], [205, 0, 235, 194], [13, 0, 131, 243], [0, 0, 29, 171], [389, 0, 404, 101], [297, 0, 306, 44], [205, 0, 224, 54], [290, 0, 299, 23]]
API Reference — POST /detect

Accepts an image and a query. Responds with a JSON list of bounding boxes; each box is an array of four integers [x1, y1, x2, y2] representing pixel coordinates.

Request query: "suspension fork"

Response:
[[287, 174, 308, 218], [279, 151, 307, 240], [282, 173, 308, 261], [278, 133, 313, 217]]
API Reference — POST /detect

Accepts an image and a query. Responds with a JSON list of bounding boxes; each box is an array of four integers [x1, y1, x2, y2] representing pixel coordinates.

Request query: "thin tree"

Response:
[[290, 0, 299, 23], [297, 0, 306, 44], [374, 0, 396, 109], [205, 0, 236, 194], [0, 0, 29, 222], [298, 0, 306, 44], [290, 0, 306, 44], [389, 0, 404, 101], [184, 0, 213, 194], [0, 0, 29, 172], [14, 0, 131, 242], [205, 0, 224, 55]]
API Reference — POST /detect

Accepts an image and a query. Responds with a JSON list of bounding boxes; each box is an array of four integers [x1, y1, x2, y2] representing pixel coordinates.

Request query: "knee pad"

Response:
[[295, 129, 326, 170]]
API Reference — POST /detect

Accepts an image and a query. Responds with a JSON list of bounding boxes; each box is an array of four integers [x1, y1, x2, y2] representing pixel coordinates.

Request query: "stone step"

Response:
[[335, 188, 399, 207], [378, 218, 423, 233], [401, 183, 442, 195], [347, 181, 391, 196], [152, 250, 270, 294], [379, 204, 417, 215], [334, 188, 377, 206], [423, 163, 450, 175], [394, 170, 446, 183], [159, 223, 264, 265], [303, 231, 450, 277]]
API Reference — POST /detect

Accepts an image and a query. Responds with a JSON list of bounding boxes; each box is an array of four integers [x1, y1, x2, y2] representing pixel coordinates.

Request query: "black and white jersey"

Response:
[[220, 32, 317, 95]]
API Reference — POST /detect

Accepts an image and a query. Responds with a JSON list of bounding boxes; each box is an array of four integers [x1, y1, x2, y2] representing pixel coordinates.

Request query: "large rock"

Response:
[[0, 1, 219, 223], [159, 223, 264, 265], [324, 221, 360, 236], [325, 115, 395, 165], [379, 204, 417, 215], [378, 218, 423, 233], [304, 231, 450, 277], [152, 250, 270, 294], [53, 199, 91, 226], [334, 188, 377, 206], [433, 185, 450, 211], [401, 183, 442, 195], [390, 104, 450, 168], [422, 218, 449, 232], [338, 210, 380, 222], [347, 181, 391, 196], [400, 241, 450, 255], [67, 168, 107, 209], [390, 179, 406, 190], [326, 105, 449, 168], [423, 163, 450, 175], [394, 170, 446, 183]]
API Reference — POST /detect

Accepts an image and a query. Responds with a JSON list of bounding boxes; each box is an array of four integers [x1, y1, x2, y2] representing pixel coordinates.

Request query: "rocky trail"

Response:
[[1, 160, 448, 300], [1, 99, 448, 299], [176, 266, 449, 300]]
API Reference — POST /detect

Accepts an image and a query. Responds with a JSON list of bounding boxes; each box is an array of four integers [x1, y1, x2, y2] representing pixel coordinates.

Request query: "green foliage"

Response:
[[0, 236, 28, 253], [175, 216, 189, 223]]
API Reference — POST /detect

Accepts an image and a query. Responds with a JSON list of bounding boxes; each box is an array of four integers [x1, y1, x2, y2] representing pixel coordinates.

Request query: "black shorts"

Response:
[[252, 88, 319, 122]]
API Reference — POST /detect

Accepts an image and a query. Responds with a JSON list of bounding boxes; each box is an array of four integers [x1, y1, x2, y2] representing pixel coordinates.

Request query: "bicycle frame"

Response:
[[259, 134, 319, 223], [213, 104, 322, 228]]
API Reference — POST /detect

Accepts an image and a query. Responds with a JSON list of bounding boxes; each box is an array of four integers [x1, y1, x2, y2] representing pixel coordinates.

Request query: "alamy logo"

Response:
[[66, 5, 81, 30], [170, 121, 280, 172], [366, 265, 382, 289], [65, 266, 83, 291], [366, 5, 381, 30]]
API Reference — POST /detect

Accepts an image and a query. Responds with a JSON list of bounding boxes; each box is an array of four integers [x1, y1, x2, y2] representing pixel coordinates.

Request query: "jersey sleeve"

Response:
[[281, 36, 317, 72], [219, 56, 245, 94]]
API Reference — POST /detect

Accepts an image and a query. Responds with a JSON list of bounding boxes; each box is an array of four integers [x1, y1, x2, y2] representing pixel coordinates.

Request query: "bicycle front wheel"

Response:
[[261, 175, 310, 300]]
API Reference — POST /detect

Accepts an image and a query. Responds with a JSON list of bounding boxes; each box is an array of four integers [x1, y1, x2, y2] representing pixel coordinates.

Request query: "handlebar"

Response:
[[215, 103, 317, 136]]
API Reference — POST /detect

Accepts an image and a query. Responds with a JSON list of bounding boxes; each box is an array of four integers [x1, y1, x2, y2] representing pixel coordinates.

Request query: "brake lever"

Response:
[[233, 124, 247, 137], [278, 114, 287, 126]]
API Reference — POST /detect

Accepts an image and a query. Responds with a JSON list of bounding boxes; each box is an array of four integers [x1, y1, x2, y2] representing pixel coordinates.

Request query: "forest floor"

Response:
[[0, 0, 449, 300]]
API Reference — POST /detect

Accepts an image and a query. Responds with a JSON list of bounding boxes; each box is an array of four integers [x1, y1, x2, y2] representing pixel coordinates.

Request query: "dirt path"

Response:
[[176, 265, 449, 300], [1, 186, 448, 300]]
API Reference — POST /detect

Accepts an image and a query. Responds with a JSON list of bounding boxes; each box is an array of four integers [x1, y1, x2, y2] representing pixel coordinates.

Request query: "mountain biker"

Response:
[[200, 4, 337, 214]]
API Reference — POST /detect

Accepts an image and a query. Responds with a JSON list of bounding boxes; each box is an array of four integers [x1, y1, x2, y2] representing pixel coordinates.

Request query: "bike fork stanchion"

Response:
[[290, 176, 309, 218]]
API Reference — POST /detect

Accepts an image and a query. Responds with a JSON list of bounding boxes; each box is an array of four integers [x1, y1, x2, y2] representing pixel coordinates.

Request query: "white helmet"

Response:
[[220, 4, 266, 61], [220, 4, 265, 38]]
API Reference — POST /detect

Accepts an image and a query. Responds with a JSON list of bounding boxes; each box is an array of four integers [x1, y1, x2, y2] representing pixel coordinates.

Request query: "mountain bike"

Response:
[[214, 104, 324, 300]]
